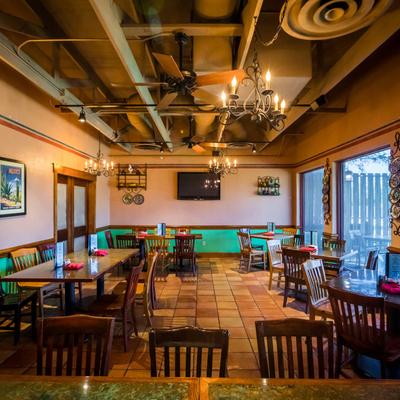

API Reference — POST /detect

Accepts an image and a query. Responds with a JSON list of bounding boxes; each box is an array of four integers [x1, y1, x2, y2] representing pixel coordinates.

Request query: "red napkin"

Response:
[[93, 249, 108, 256], [381, 282, 400, 295], [262, 231, 275, 236], [299, 246, 317, 253], [64, 262, 84, 270]]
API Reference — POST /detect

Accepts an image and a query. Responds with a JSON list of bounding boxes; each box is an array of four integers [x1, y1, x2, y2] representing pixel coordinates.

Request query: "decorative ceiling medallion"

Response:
[[282, 0, 393, 40]]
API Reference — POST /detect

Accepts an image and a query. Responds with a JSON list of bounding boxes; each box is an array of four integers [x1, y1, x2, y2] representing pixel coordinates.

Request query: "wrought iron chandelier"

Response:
[[219, 51, 286, 131], [208, 151, 238, 177], [84, 136, 115, 177]]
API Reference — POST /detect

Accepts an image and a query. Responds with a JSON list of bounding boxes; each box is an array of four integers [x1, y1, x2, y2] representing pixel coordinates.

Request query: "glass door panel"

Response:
[[341, 148, 390, 267], [73, 183, 87, 252]]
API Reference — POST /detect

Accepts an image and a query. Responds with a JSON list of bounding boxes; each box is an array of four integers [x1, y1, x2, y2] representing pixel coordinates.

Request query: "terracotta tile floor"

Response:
[[0, 257, 341, 378]]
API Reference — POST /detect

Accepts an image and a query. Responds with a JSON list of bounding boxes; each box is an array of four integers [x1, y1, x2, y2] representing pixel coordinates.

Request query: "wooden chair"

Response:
[[238, 228, 263, 250], [115, 234, 140, 249], [255, 318, 334, 378], [328, 239, 346, 250], [104, 230, 114, 248], [302, 259, 333, 320], [365, 249, 379, 270], [176, 227, 191, 234], [322, 232, 339, 249], [11, 248, 63, 316], [37, 243, 82, 304], [266, 240, 284, 290], [175, 235, 196, 276], [237, 232, 266, 272], [327, 286, 400, 378], [281, 248, 310, 311], [145, 235, 172, 275], [149, 326, 229, 377], [37, 314, 115, 376], [0, 283, 37, 345], [136, 253, 159, 325], [88, 262, 143, 352], [294, 234, 305, 247], [281, 227, 298, 247]]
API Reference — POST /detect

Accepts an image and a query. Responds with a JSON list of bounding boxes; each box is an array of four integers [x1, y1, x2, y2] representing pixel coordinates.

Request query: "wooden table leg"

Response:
[[64, 282, 76, 315], [97, 277, 104, 299]]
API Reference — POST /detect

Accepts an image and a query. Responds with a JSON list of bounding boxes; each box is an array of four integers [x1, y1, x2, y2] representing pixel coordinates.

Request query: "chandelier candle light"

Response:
[[208, 151, 238, 177], [219, 52, 286, 131], [84, 136, 115, 177]]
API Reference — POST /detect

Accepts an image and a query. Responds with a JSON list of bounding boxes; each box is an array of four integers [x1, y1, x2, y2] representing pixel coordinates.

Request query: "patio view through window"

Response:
[[341, 148, 391, 265]]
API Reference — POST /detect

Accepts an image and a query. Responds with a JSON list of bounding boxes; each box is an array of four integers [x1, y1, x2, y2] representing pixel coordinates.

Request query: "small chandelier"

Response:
[[208, 151, 238, 177], [84, 136, 115, 177], [219, 52, 286, 131]]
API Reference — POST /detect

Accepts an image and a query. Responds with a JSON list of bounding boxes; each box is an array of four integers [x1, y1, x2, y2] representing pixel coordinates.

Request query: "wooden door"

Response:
[[54, 166, 96, 253]]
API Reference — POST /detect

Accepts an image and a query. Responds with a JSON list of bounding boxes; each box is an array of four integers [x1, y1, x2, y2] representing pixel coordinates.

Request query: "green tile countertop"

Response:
[[0, 376, 198, 400], [201, 379, 400, 400]]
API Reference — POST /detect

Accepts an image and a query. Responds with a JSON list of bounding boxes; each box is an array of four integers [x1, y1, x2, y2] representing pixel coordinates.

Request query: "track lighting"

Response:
[[252, 145, 257, 153], [78, 107, 86, 123]]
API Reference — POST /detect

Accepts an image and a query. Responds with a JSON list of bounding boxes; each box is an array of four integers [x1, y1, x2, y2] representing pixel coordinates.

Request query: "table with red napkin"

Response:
[[64, 262, 84, 271], [93, 249, 108, 256], [381, 281, 400, 295], [299, 246, 317, 253]]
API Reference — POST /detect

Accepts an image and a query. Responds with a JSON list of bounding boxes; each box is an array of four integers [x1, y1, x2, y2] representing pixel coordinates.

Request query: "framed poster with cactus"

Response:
[[0, 157, 26, 217]]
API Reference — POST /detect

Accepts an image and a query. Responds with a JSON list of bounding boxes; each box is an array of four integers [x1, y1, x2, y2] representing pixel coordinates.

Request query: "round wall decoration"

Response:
[[133, 194, 144, 205], [122, 192, 134, 205]]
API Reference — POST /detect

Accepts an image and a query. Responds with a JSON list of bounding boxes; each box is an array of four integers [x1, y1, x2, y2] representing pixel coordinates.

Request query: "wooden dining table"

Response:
[[0, 375, 399, 399], [1, 249, 139, 315], [250, 233, 294, 241]]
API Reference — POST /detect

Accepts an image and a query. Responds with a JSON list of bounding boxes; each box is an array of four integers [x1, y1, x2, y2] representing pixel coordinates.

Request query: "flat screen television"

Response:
[[177, 172, 220, 200]]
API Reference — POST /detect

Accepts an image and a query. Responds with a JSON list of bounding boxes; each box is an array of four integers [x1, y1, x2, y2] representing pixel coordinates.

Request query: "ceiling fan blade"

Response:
[[111, 81, 166, 88], [192, 144, 206, 153], [153, 52, 184, 79], [196, 69, 246, 87], [192, 89, 220, 106], [157, 92, 178, 110]]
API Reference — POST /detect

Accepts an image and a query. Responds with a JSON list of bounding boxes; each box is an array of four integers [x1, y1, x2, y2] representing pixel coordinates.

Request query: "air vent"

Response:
[[227, 142, 252, 149], [282, 0, 392, 40], [134, 143, 161, 151]]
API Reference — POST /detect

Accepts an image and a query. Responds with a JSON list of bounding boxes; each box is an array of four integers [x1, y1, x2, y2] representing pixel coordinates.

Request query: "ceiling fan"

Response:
[[153, 32, 245, 109], [180, 116, 206, 153]]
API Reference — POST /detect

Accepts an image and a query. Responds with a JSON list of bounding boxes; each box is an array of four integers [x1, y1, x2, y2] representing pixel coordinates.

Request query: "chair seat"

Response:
[[313, 299, 333, 317], [271, 263, 284, 271], [0, 290, 36, 308], [18, 282, 51, 289], [248, 249, 265, 256]]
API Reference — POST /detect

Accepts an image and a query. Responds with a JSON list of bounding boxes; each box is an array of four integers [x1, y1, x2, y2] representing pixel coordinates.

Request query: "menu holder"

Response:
[[157, 223, 166, 236], [88, 234, 98, 255], [54, 241, 64, 268]]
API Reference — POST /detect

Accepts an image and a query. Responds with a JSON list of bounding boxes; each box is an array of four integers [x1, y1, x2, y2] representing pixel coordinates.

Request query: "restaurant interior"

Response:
[[0, 0, 400, 398]]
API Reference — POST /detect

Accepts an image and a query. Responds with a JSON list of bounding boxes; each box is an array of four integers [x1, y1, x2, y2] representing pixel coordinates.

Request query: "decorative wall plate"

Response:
[[133, 194, 144, 205], [390, 156, 400, 174], [122, 192, 134, 205], [390, 174, 400, 189], [322, 158, 331, 224], [390, 188, 400, 204], [391, 204, 400, 220]]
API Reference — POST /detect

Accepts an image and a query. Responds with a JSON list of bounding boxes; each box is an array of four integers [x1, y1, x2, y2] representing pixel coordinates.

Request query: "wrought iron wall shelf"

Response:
[[257, 176, 280, 196], [116, 164, 147, 191]]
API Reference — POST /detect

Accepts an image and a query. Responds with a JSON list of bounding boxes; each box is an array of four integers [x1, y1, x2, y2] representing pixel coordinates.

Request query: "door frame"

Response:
[[53, 164, 96, 252]]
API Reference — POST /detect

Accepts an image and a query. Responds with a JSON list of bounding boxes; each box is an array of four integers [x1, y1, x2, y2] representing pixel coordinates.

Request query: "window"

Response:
[[301, 168, 324, 237], [341, 148, 390, 265]]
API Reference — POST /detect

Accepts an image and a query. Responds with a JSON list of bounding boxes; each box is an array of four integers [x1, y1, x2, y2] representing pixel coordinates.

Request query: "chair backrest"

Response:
[[104, 230, 114, 248], [144, 253, 159, 320], [237, 232, 252, 252], [149, 325, 229, 377], [37, 314, 115, 376], [175, 235, 195, 259], [37, 243, 55, 263], [302, 259, 328, 308], [327, 286, 386, 354], [145, 235, 170, 255], [282, 248, 310, 280], [322, 232, 339, 249], [294, 234, 305, 247], [115, 234, 139, 249], [123, 262, 144, 311], [365, 249, 379, 270], [266, 240, 282, 266], [255, 318, 334, 379], [328, 239, 346, 250], [11, 248, 40, 272], [239, 228, 250, 234], [282, 227, 297, 235]]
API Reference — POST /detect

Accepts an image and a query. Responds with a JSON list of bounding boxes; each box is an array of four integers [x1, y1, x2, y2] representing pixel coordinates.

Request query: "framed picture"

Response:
[[0, 157, 26, 217]]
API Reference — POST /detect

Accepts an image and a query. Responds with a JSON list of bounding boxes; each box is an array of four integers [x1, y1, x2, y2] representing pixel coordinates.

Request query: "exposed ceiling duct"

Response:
[[282, 0, 393, 40]]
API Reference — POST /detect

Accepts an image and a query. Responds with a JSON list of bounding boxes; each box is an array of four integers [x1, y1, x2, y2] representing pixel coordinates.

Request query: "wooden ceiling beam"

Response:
[[0, 31, 131, 152], [89, 0, 172, 150], [24, 0, 115, 101], [122, 23, 243, 38], [0, 10, 48, 38]]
